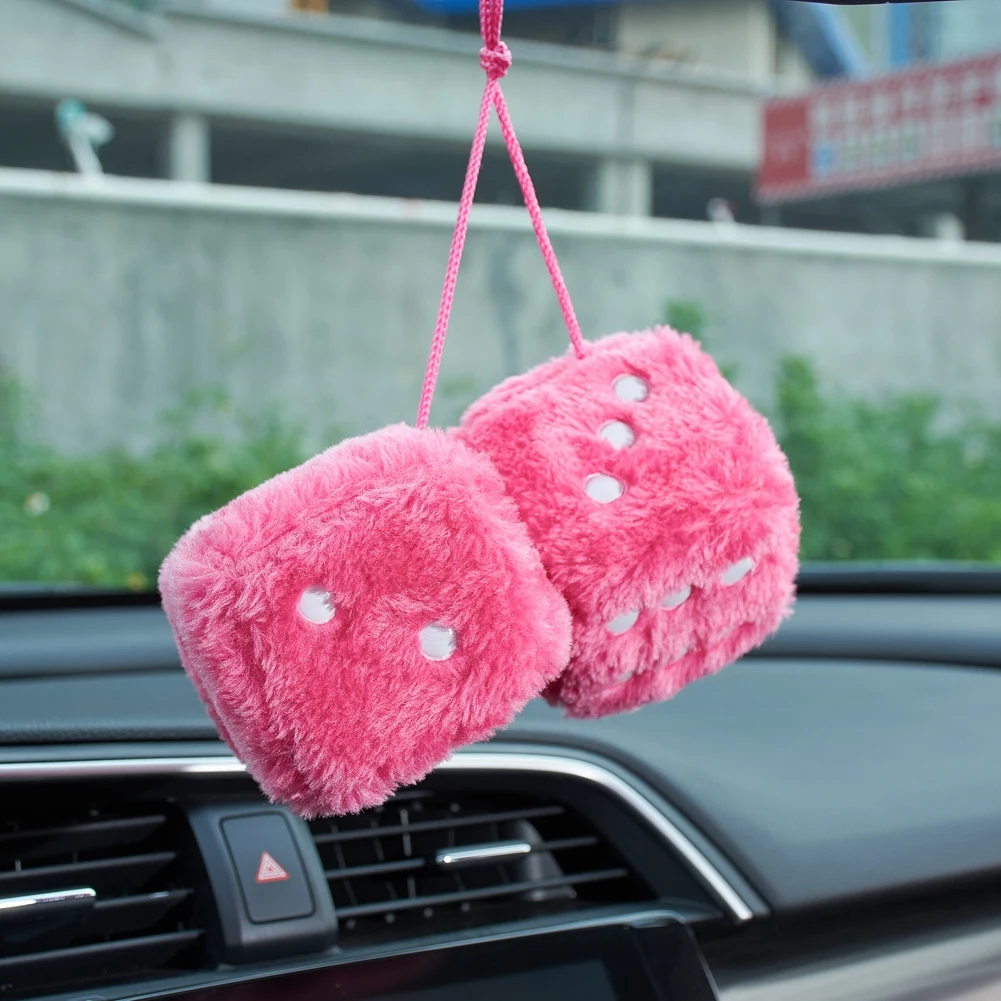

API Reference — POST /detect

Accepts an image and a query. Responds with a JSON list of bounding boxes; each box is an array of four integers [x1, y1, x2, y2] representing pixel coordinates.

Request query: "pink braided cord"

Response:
[[415, 0, 585, 430]]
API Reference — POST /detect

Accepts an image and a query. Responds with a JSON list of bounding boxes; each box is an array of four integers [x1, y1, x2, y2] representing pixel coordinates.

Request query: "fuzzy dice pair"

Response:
[[160, 327, 800, 816]]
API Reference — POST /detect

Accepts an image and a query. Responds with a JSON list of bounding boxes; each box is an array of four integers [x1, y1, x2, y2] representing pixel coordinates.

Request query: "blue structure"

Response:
[[770, 1, 869, 78], [408, 0, 868, 79], [888, 3, 913, 67]]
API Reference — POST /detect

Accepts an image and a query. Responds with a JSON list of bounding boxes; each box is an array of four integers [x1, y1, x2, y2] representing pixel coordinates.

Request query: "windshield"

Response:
[[1, 0, 1000, 590]]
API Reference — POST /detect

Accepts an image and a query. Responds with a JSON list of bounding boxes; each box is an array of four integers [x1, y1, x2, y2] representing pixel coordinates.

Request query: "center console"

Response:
[[159, 917, 718, 1001]]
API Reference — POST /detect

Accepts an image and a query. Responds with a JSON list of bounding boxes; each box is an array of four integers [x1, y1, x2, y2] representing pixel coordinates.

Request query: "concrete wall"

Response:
[[2, 168, 1000, 456]]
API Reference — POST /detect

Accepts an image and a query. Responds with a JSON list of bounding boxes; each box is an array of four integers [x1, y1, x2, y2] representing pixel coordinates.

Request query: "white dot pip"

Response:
[[606, 608, 640, 635], [661, 585, 692, 610], [721, 557, 754, 586], [598, 420, 635, 450], [420, 623, 457, 661], [613, 375, 649, 402], [298, 587, 336, 624], [585, 474, 624, 503]]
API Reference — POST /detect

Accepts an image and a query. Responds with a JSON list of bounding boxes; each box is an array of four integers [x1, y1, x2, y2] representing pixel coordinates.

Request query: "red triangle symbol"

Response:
[[255, 851, 290, 883]]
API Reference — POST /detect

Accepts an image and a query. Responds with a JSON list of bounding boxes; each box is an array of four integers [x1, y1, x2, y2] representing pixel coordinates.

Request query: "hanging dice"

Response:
[[455, 327, 800, 718], [160, 424, 572, 815]]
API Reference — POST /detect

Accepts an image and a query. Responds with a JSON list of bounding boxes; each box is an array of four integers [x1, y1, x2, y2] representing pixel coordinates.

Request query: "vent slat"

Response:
[[538, 836, 599, 852], [93, 888, 192, 917], [0, 815, 165, 862], [86, 889, 194, 939], [313, 805, 565, 844], [336, 868, 630, 919], [0, 930, 202, 993], [9, 891, 194, 960], [0, 851, 176, 897], [325, 858, 426, 881]]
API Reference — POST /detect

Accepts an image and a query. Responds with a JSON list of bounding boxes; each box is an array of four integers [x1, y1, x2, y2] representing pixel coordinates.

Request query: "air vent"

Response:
[[0, 801, 206, 999], [310, 786, 652, 942]]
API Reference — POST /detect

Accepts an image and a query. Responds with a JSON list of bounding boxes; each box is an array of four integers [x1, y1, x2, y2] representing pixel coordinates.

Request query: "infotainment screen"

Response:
[[158, 918, 718, 1001]]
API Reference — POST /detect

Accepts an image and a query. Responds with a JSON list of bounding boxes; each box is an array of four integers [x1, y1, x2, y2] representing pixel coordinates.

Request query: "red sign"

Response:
[[758, 53, 1001, 203], [255, 851, 289, 883]]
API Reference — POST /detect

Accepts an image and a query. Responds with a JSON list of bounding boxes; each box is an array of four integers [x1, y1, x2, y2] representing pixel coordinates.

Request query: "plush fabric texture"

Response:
[[454, 327, 800, 719], [159, 424, 572, 815]]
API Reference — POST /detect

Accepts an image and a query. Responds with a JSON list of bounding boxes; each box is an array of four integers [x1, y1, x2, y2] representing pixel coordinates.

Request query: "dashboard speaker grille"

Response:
[[0, 800, 206, 999], [309, 785, 653, 942]]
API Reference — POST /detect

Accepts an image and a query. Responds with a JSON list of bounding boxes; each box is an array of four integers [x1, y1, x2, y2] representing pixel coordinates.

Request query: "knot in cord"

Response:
[[479, 41, 512, 80]]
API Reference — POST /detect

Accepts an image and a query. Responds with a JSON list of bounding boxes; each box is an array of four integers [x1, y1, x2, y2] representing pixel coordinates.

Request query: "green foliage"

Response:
[[0, 378, 310, 589], [2, 329, 1000, 590], [664, 299, 738, 384], [661, 297, 1001, 562], [776, 356, 1001, 562], [663, 299, 708, 341]]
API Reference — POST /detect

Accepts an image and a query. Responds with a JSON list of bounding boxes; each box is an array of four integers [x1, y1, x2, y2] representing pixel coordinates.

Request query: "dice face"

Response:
[[160, 425, 572, 815], [456, 327, 800, 719]]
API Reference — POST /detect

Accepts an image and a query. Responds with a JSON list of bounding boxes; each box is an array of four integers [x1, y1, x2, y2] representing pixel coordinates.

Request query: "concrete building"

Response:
[[0, 0, 848, 222], [4, 5, 999, 460]]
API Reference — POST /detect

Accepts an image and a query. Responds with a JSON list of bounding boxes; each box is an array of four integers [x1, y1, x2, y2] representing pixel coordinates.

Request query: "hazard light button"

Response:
[[221, 814, 315, 923]]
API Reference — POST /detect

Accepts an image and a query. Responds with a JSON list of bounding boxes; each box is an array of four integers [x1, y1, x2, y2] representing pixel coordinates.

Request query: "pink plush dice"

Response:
[[455, 327, 800, 719], [159, 424, 571, 815]]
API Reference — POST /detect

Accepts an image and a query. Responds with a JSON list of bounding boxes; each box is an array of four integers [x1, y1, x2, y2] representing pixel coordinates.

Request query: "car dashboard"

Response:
[[2, 568, 1001, 1001]]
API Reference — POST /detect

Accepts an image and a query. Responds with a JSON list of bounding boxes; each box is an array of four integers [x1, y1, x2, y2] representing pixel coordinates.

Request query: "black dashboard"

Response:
[[3, 569, 1001, 1001]]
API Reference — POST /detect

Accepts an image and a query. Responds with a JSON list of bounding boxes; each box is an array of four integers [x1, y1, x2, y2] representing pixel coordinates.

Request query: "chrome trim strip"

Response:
[[0, 757, 247, 779], [0, 749, 754, 922], [435, 841, 533, 868], [0, 887, 97, 912]]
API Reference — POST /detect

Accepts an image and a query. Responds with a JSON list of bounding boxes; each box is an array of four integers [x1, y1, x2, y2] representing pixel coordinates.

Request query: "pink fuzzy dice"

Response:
[[159, 424, 572, 815], [455, 327, 800, 719]]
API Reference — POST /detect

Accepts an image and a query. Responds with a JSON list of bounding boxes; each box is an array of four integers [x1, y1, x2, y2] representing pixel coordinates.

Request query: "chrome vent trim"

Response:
[[0, 887, 97, 915], [435, 841, 534, 868]]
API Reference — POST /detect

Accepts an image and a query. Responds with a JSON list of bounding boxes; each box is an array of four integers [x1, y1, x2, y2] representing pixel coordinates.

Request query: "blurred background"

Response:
[[1, 0, 1000, 587]]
